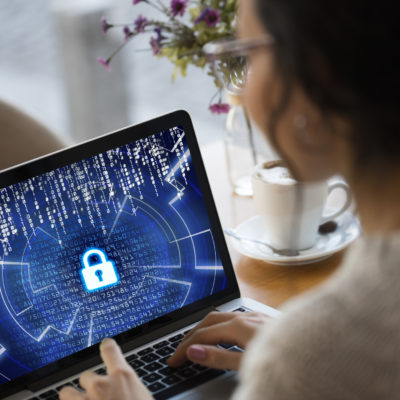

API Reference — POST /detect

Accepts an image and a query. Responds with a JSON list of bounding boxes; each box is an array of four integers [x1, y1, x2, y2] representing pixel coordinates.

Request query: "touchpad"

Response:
[[172, 372, 239, 400]]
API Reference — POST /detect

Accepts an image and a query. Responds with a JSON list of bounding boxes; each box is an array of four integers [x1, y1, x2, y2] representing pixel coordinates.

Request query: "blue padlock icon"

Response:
[[80, 248, 119, 292]]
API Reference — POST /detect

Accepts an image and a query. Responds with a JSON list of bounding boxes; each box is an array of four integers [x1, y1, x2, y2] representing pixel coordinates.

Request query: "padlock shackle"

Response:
[[82, 248, 107, 268]]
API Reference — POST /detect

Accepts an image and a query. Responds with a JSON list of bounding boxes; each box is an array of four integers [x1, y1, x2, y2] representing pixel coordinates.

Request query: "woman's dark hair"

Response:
[[254, 0, 399, 168]]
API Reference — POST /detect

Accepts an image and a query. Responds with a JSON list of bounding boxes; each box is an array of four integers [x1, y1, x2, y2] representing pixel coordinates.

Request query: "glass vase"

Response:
[[224, 93, 259, 197]]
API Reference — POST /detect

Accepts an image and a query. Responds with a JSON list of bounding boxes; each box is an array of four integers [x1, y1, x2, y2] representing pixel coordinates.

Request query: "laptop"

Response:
[[0, 110, 280, 400]]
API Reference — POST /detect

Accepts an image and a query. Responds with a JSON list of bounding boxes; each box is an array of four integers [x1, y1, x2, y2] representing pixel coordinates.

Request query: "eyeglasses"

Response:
[[202, 35, 275, 94]]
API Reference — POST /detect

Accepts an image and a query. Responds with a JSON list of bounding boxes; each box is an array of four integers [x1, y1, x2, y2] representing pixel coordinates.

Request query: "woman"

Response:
[[60, 0, 400, 398]]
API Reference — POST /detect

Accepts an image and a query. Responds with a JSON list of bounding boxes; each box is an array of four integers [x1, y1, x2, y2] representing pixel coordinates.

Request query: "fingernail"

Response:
[[187, 345, 206, 361]]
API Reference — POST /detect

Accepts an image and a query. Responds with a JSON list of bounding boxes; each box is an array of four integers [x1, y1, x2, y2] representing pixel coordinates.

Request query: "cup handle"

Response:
[[321, 180, 352, 223]]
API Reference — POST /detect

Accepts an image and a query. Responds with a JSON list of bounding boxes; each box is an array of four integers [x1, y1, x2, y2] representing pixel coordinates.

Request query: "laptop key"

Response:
[[155, 346, 174, 357], [218, 342, 233, 349], [143, 372, 163, 383], [141, 353, 158, 363], [147, 381, 167, 393], [129, 359, 145, 369], [138, 347, 153, 356], [179, 360, 194, 368], [135, 368, 148, 378], [154, 369, 226, 400], [183, 329, 191, 335], [126, 353, 138, 362], [153, 340, 169, 349], [144, 361, 163, 372], [161, 374, 183, 386], [159, 366, 176, 376], [158, 356, 170, 365], [72, 378, 83, 390], [193, 364, 208, 372], [177, 367, 197, 378], [95, 367, 107, 375], [56, 384, 73, 392], [169, 340, 181, 349], [39, 390, 57, 399], [168, 333, 184, 342]]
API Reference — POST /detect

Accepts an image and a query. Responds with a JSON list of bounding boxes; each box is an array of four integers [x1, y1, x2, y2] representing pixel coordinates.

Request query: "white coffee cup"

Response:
[[252, 161, 352, 251]]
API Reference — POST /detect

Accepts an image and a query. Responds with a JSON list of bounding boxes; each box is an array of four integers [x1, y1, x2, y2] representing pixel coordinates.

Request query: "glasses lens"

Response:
[[204, 36, 273, 94], [212, 54, 248, 93]]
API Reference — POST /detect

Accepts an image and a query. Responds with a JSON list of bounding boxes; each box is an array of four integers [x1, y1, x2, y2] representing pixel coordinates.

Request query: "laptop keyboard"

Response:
[[28, 307, 247, 400]]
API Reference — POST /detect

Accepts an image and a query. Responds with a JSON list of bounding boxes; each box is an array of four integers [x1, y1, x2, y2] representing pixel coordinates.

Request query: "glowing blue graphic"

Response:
[[0, 126, 227, 385], [80, 249, 119, 292]]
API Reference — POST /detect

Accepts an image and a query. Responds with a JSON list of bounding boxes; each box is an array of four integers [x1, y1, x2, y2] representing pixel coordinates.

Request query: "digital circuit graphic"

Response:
[[0, 126, 227, 383]]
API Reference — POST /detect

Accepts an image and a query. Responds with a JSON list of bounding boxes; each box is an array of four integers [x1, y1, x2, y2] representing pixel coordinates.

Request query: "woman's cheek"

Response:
[[244, 60, 275, 137], [244, 78, 264, 132]]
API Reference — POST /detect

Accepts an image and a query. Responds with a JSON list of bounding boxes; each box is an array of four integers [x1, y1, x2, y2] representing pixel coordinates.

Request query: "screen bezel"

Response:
[[0, 110, 240, 396]]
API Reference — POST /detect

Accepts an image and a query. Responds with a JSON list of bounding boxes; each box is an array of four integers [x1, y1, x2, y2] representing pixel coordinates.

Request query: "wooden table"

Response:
[[201, 140, 344, 309]]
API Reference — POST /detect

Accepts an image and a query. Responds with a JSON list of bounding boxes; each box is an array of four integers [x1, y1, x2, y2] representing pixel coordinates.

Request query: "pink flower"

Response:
[[97, 57, 111, 71], [150, 36, 162, 55], [209, 103, 230, 114], [150, 27, 164, 55], [171, 0, 188, 17], [123, 25, 133, 40], [101, 16, 112, 33], [134, 14, 148, 33]]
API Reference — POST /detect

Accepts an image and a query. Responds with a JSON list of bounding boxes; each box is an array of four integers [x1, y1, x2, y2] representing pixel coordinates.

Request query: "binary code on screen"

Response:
[[0, 126, 227, 383]]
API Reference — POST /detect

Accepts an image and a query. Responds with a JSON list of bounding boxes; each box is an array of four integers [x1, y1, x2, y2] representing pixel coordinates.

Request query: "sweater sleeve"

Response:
[[232, 235, 400, 400], [231, 287, 393, 400]]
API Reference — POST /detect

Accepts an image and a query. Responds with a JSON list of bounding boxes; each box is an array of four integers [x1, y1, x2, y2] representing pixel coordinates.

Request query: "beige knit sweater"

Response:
[[232, 232, 400, 399]]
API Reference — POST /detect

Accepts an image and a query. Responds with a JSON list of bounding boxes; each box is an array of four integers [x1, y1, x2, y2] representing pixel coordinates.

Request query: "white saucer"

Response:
[[227, 211, 362, 266]]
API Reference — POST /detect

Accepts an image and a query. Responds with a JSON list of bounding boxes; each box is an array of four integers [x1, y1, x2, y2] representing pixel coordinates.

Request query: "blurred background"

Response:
[[0, 0, 226, 146]]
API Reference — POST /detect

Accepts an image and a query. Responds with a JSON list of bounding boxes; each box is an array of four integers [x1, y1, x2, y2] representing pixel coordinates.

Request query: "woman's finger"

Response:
[[183, 312, 268, 344], [59, 385, 86, 400], [187, 344, 243, 370], [79, 369, 109, 396], [182, 312, 238, 342], [168, 317, 258, 367], [100, 338, 130, 375]]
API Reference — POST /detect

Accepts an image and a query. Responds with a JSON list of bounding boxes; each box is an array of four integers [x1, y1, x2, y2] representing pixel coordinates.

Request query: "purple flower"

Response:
[[132, 0, 143, 4], [171, 0, 188, 17], [154, 26, 163, 41], [97, 57, 111, 71], [150, 27, 164, 55], [123, 25, 133, 40], [195, 7, 221, 28], [209, 103, 230, 114], [134, 14, 147, 33], [150, 36, 162, 55], [101, 16, 112, 33], [204, 9, 221, 28], [194, 7, 210, 24]]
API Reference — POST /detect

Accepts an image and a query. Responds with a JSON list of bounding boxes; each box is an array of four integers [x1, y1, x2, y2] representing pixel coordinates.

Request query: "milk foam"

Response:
[[257, 166, 296, 185]]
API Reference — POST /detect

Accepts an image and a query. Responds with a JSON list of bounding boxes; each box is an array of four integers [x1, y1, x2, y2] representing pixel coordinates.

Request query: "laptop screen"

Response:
[[0, 123, 228, 385]]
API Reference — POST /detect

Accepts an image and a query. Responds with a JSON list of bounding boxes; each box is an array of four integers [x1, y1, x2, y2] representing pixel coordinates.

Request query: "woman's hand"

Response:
[[59, 338, 153, 400], [167, 311, 271, 371]]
